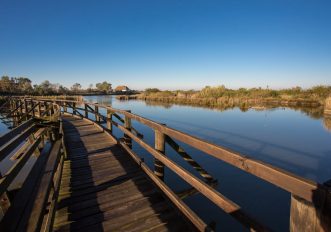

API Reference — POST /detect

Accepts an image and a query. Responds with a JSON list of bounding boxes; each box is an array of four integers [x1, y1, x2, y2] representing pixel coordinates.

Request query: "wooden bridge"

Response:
[[0, 97, 330, 232]]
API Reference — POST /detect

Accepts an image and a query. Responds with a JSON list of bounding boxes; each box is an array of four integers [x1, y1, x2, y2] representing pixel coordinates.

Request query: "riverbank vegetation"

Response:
[[0, 75, 135, 95], [137, 85, 331, 108]]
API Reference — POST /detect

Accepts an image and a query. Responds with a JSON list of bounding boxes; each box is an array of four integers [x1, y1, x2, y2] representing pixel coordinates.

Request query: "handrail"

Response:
[[0, 129, 45, 197], [28, 98, 329, 203], [0, 118, 34, 147], [6, 97, 331, 231], [0, 98, 65, 232]]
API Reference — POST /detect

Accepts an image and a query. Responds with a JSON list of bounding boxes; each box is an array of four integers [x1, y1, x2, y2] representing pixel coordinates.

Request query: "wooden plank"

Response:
[[0, 124, 36, 162], [0, 118, 34, 147], [53, 115, 194, 232], [58, 172, 146, 201], [5, 101, 24, 118], [154, 129, 165, 180], [120, 141, 209, 232], [56, 188, 160, 223], [0, 141, 53, 232], [41, 153, 65, 232], [290, 193, 331, 232], [23, 139, 62, 232], [10, 128, 45, 160], [0, 135, 42, 197], [116, 123, 269, 231]]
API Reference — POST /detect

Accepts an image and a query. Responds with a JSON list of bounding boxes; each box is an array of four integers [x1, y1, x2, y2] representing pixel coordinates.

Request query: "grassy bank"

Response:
[[32, 95, 84, 101], [134, 85, 331, 109]]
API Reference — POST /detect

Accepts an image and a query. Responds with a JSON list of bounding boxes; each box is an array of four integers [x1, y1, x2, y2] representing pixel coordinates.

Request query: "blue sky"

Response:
[[0, 0, 330, 90]]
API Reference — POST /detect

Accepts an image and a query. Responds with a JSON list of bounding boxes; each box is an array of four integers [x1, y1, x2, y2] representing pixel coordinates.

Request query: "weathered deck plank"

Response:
[[53, 115, 194, 232]]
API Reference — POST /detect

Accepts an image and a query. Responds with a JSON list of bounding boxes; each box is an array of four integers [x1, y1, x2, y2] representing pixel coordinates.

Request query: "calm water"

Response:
[[2, 96, 331, 231]]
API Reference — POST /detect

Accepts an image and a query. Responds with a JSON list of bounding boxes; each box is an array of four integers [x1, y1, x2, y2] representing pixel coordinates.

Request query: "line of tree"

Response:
[[0, 76, 114, 95]]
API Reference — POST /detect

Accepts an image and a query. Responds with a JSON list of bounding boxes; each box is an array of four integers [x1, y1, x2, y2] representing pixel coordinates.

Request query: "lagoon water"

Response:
[[2, 95, 331, 231]]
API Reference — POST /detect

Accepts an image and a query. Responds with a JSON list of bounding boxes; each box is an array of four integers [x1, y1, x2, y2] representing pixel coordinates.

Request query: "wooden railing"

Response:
[[2, 97, 331, 231], [0, 99, 65, 232]]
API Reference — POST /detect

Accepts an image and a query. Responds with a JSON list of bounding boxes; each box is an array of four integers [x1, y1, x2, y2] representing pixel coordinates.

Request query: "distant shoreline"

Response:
[[119, 94, 323, 108]]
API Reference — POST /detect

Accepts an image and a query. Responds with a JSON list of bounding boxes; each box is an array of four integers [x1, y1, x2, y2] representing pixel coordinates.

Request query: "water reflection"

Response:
[[323, 116, 331, 132], [122, 98, 325, 117]]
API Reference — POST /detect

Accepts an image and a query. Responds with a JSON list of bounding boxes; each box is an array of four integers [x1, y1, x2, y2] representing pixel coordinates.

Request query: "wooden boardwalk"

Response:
[[53, 115, 194, 232], [1, 97, 331, 232]]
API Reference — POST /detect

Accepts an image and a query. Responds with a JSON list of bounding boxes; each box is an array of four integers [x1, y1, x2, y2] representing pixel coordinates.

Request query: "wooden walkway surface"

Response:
[[53, 115, 194, 232]]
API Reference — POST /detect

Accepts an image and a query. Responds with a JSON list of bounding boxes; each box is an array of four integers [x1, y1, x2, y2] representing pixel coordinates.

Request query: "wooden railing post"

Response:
[[72, 102, 76, 115], [95, 103, 99, 122], [124, 110, 132, 148], [0, 174, 10, 219], [107, 108, 113, 133], [63, 102, 67, 113], [19, 99, 23, 115], [84, 104, 88, 118], [31, 100, 35, 117], [24, 99, 28, 120], [154, 129, 165, 181], [13, 101, 19, 127], [290, 182, 331, 232]]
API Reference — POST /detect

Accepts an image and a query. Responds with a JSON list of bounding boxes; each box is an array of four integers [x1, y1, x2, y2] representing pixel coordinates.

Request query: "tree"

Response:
[[0, 76, 15, 93], [16, 77, 32, 93], [87, 84, 94, 93], [96, 81, 112, 93], [71, 83, 82, 93], [33, 80, 53, 95]]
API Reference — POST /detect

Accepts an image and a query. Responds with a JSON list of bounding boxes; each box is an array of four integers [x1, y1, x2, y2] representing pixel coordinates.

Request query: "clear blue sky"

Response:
[[0, 0, 330, 90]]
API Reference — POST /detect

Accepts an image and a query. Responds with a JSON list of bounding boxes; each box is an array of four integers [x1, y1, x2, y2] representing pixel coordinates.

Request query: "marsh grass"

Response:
[[137, 85, 331, 109]]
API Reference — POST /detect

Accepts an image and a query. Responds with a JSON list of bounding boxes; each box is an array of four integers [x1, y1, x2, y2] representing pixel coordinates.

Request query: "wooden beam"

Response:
[[166, 135, 214, 183], [24, 139, 62, 232], [119, 141, 210, 232], [21, 99, 330, 203], [0, 118, 34, 147], [154, 129, 165, 180], [0, 135, 42, 197], [0, 125, 36, 162], [0, 140, 53, 231], [115, 123, 269, 231]]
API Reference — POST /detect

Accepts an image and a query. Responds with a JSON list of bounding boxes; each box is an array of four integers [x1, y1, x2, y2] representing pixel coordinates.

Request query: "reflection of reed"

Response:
[[145, 101, 173, 109], [324, 97, 331, 116], [323, 116, 331, 132], [140, 98, 326, 119]]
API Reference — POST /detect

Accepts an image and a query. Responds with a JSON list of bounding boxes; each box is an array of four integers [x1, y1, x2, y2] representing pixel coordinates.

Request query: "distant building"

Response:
[[115, 85, 131, 92]]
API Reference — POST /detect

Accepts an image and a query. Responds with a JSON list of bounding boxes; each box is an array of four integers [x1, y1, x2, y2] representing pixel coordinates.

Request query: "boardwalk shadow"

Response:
[[54, 116, 192, 231], [54, 117, 105, 231]]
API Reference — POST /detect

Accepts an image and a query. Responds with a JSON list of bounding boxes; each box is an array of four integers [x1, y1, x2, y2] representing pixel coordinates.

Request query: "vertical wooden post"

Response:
[[95, 103, 99, 122], [19, 99, 23, 115], [72, 102, 76, 115], [13, 101, 19, 127], [37, 102, 41, 117], [290, 183, 331, 232], [84, 104, 88, 118], [31, 100, 35, 117], [63, 102, 67, 113], [0, 174, 10, 219], [154, 129, 165, 181], [107, 108, 113, 133], [24, 99, 29, 120], [124, 111, 132, 148], [50, 103, 55, 119]]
